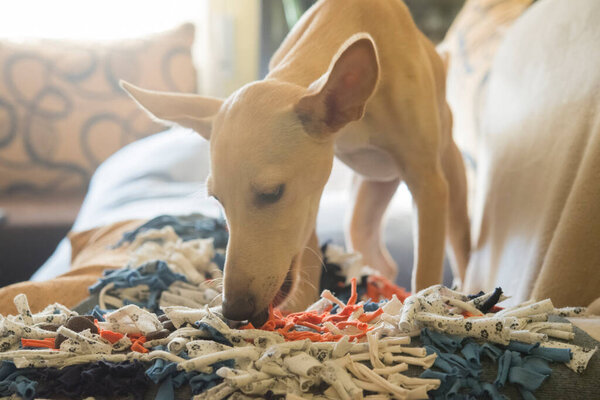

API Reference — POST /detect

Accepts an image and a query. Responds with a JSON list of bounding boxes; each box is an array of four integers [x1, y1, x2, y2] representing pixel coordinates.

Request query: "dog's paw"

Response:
[[451, 277, 464, 291], [362, 247, 398, 281]]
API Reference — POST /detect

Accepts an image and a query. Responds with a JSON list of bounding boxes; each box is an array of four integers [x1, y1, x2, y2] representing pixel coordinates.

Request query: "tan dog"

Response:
[[121, 0, 470, 325]]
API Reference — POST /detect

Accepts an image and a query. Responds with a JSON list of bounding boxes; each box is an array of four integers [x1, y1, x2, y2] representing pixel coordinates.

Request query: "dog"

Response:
[[121, 0, 470, 325]]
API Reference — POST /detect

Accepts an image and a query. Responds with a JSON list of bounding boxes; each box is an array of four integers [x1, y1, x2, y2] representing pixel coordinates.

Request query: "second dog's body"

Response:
[[122, 0, 470, 324]]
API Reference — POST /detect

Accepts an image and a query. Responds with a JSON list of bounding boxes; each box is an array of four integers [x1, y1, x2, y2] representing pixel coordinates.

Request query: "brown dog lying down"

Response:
[[442, 0, 600, 311], [0, 221, 142, 315]]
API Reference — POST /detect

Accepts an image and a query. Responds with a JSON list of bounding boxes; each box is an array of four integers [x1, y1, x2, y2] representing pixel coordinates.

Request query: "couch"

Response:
[[0, 23, 197, 286]]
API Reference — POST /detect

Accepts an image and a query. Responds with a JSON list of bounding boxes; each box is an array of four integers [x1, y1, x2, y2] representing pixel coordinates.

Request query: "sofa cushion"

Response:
[[0, 23, 196, 194]]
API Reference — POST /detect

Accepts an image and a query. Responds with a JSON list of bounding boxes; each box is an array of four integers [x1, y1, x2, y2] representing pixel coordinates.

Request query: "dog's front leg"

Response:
[[441, 139, 470, 287], [282, 230, 322, 312], [404, 163, 449, 292], [346, 175, 400, 280]]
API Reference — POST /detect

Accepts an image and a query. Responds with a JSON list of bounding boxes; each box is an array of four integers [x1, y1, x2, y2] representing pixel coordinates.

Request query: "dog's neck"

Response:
[[267, 56, 326, 89]]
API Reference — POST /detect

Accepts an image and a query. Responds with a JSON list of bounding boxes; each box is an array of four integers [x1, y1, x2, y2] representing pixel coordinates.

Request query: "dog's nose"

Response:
[[221, 295, 256, 321]]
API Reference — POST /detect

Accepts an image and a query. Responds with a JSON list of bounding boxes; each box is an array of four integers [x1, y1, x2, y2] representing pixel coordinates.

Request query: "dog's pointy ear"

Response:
[[120, 81, 222, 140], [294, 33, 379, 139]]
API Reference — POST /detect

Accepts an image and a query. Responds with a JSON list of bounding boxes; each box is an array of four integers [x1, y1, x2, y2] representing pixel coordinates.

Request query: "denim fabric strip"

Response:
[[479, 287, 504, 313], [447, 376, 464, 398], [518, 385, 538, 400], [194, 322, 233, 347], [507, 341, 538, 354], [461, 341, 481, 369], [420, 370, 454, 399], [530, 346, 572, 363], [89, 261, 186, 294], [508, 366, 548, 391], [422, 329, 560, 400], [0, 361, 16, 381], [421, 328, 464, 353], [522, 356, 552, 375], [467, 291, 485, 300], [90, 306, 107, 322], [466, 376, 483, 396], [508, 340, 572, 363], [172, 370, 192, 387], [188, 360, 233, 395], [481, 382, 507, 400], [362, 300, 383, 312], [0, 363, 37, 399], [9, 375, 37, 400], [89, 261, 188, 312], [145, 352, 228, 399], [146, 358, 178, 384], [425, 345, 456, 374], [481, 342, 503, 362], [114, 214, 229, 249], [155, 375, 174, 400], [445, 352, 480, 378], [494, 350, 512, 388]]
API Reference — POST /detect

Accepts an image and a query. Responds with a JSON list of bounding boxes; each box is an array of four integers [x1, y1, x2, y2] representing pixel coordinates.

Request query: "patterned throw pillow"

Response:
[[0, 23, 197, 194]]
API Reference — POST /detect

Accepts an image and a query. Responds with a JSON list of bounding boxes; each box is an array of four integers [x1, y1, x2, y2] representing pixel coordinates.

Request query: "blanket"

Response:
[[442, 0, 600, 309], [0, 220, 141, 314], [0, 217, 598, 399]]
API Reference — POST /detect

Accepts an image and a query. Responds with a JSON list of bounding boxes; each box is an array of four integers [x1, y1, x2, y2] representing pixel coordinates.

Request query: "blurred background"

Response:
[[0, 0, 464, 287]]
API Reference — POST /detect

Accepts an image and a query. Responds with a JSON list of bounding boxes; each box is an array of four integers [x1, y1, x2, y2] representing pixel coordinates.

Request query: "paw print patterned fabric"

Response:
[[0, 281, 597, 399], [0, 228, 598, 399], [540, 341, 597, 373]]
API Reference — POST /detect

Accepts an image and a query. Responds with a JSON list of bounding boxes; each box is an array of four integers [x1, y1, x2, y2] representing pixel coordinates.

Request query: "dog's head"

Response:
[[121, 34, 379, 324]]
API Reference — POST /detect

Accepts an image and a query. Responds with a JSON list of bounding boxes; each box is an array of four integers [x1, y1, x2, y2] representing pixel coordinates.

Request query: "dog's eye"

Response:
[[256, 184, 285, 205]]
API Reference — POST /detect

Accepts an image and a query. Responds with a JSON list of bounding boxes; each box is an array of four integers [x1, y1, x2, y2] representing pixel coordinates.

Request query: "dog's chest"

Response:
[[334, 126, 400, 181]]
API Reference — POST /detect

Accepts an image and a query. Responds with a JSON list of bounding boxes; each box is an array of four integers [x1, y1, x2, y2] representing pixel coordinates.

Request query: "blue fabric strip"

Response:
[[508, 340, 571, 363], [421, 328, 465, 353], [494, 350, 512, 388], [461, 341, 481, 369], [420, 328, 561, 399], [508, 366, 548, 392], [194, 322, 233, 347], [114, 214, 229, 250], [479, 287, 503, 313], [9, 375, 37, 400], [88, 260, 187, 312], [481, 342, 503, 362], [481, 382, 507, 400], [154, 375, 174, 400]]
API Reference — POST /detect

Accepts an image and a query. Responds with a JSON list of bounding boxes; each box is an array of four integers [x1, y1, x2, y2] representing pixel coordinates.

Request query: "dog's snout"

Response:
[[221, 295, 256, 321]]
